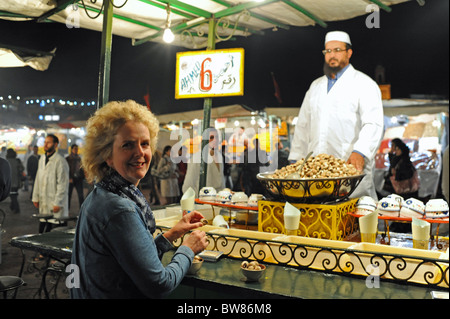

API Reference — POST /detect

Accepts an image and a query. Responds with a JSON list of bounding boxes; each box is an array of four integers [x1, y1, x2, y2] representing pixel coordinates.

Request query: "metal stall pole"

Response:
[[199, 17, 216, 190], [97, 0, 114, 109]]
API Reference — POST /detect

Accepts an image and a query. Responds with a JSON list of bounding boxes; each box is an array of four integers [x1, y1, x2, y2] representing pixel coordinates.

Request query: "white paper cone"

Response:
[[212, 215, 228, 228], [412, 218, 430, 241], [284, 202, 301, 230], [359, 210, 378, 234], [181, 187, 195, 215]]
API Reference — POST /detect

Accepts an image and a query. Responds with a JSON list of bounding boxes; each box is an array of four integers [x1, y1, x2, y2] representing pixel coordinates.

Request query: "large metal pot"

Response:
[[257, 172, 365, 204]]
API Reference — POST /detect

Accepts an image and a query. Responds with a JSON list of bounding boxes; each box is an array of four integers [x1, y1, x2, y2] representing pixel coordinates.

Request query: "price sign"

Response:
[[175, 48, 244, 99]]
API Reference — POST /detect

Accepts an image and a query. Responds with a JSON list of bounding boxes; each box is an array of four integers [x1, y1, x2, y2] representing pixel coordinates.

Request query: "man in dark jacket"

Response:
[[0, 157, 11, 202], [66, 144, 84, 209], [27, 145, 40, 199]]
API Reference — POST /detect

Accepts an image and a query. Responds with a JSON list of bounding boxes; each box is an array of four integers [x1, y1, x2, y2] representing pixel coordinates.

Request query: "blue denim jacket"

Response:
[[70, 185, 194, 299]]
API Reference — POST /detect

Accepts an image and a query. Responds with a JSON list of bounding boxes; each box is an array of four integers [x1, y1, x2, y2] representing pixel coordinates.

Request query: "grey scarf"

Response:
[[97, 170, 155, 234]]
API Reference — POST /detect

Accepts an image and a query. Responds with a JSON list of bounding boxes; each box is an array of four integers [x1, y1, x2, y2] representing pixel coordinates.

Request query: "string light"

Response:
[[163, 28, 174, 43]]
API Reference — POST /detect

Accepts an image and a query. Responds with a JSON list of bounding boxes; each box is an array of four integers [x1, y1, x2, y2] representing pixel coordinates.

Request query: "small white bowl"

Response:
[[399, 198, 425, 218], [386, 194, 404, 206], [231, 192, 248, 205], [216, 190, 232, 203], [241, 262, 266, 282], [355, 196, 377, 215], [377, 197, 400, 217], [187, 257, 203, 275], [425, 199, 449, 219], [199, 187, 217, 201], [248, 194, 264, 207]]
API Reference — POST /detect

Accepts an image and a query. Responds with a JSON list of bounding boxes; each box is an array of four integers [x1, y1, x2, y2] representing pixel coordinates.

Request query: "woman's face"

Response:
[[391, 144, 402, 156], [106, 121, 152, 186]]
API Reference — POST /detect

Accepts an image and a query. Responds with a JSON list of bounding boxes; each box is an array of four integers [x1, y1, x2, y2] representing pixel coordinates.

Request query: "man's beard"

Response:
[[45, 145, 55, 154], [323, 61, 344, 78]]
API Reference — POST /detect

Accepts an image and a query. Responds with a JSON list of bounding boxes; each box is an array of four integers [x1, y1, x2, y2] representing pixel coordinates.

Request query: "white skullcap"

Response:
[[324, 31, 352, 46]]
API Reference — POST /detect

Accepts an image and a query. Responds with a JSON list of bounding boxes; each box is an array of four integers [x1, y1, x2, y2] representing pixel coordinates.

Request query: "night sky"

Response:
[[0, 0, 448, 116]]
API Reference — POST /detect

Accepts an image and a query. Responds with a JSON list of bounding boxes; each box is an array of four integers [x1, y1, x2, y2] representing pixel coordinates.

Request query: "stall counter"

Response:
[[162, 250, 437, 299]]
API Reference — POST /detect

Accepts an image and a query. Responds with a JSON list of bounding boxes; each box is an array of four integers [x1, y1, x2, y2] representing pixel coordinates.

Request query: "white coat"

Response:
[[32, 152, 70, 218], [182, 152, 225, 197], [289, 64, 384, 199]]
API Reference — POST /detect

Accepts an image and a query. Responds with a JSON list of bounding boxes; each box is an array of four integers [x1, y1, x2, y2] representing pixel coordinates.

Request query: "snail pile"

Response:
[[241, 260, 263, 270], [271, 153, 359, 179]]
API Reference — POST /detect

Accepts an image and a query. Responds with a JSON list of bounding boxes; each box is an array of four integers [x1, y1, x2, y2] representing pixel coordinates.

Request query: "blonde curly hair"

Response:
[[82, 100, 159, 184]]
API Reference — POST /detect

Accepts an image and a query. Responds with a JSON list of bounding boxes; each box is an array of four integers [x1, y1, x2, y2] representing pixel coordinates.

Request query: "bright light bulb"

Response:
[[163, 28, 174, 43]]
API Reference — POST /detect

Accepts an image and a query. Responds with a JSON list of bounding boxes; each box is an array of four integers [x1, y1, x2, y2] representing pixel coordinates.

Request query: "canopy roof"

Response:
[[0, 45, 55, 70], [1, 0, 412, 49]]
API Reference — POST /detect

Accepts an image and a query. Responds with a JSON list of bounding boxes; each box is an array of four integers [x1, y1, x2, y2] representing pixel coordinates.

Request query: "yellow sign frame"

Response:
[[175, 48, 244, 99]]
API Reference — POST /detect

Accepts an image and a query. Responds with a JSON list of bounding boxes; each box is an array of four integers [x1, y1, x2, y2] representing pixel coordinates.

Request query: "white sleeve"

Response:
[[353, 80, 384, 159], [182, 161, 200, 197], [54, 158, 69, 207], [288, 89, 312, 161]]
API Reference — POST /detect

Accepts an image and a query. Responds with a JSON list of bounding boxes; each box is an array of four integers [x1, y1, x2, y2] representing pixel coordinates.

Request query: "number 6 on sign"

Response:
[[175, 48, 244, 99], [200, 58, 212, 91]]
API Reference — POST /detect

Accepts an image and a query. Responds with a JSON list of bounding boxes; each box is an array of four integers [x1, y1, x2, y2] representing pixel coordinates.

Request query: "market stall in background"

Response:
[[0, 123, 86, 161], [0, 125, 35, 158], [374, 99, 449, 199], [155, 104, 282, 190]]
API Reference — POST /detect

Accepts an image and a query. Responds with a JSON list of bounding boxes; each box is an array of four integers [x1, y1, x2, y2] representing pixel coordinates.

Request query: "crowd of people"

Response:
[[146, 127, 282, 205]]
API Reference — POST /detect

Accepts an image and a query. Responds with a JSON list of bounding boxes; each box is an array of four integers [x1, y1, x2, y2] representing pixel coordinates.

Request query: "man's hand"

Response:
[[33, 201, 39, 209], [347, 152, 365, 172], [53, 206, 61, 213]]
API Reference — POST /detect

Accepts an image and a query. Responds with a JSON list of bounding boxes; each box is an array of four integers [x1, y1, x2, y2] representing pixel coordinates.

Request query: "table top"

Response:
[[9, 229, 75, 260]]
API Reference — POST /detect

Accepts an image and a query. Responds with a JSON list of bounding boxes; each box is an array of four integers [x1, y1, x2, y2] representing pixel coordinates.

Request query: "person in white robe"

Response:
[[32, 134, 70, 232], [289, 31, 384, 199], [182, 129, 225, 197]]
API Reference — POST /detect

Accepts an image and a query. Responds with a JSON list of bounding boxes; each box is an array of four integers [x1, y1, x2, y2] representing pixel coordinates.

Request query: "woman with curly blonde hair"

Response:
[[71, 100, 207, 299], [81, 100, 159, 184]]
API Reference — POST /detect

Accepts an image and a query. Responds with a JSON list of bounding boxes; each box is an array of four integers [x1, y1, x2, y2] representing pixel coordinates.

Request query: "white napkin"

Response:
[[359, 210, 378, 234], [180, 187, 195, 215], [412, 218, 430, 241], [284, 202, 301, 230]]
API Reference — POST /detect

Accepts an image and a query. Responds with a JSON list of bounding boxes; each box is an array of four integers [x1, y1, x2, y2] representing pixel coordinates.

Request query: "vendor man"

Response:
[[289, 31, 383, 199]]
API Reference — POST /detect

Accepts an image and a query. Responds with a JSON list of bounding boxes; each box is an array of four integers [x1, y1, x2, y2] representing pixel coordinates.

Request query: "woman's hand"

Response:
[[163, 211, 205, 243], [182, 230, 208, 255]]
